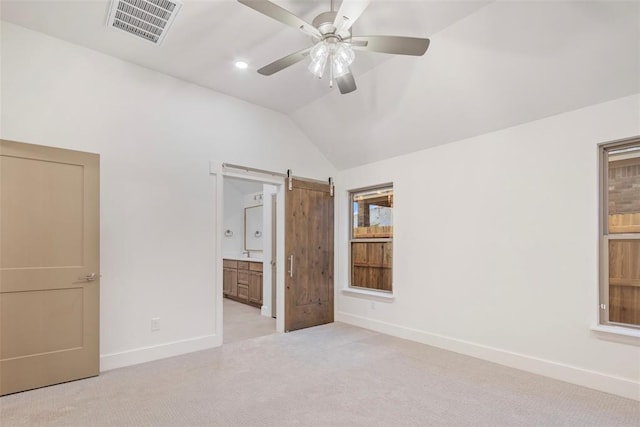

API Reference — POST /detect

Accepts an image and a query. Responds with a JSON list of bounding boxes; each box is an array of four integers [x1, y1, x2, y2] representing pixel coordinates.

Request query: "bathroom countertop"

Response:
[[223, 255, 263, 262]]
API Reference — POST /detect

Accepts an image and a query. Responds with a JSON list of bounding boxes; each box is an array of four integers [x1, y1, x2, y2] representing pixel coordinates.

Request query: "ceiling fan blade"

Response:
[[334, 0, 370, 35], [336, 70, 357, 94], [238, 0, 321, 39], [349, 39, 368, 47], [351, 36, 430, 56], [258, 47, 312, 76]]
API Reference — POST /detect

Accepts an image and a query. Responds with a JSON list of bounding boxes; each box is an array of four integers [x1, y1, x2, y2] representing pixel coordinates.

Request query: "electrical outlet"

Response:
[[151, 317, 160, 331]]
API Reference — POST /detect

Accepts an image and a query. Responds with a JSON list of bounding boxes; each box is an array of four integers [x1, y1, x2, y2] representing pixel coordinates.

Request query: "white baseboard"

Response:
[[261, 305, 271, 317], [100, 333, 221, 372], [336, 312, 640, 401]]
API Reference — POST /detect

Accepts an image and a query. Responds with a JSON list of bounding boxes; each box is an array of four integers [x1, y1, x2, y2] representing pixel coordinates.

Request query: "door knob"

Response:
[[80, 273, 97, 282]]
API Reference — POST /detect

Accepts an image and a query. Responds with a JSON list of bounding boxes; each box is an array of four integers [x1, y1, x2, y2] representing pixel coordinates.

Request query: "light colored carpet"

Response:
[[1, 322, 638, 426], [223, 298, 277, 344]]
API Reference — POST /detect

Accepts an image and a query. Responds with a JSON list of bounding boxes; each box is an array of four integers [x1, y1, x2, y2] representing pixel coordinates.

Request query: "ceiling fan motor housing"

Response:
[[312, 11, 351, 42]]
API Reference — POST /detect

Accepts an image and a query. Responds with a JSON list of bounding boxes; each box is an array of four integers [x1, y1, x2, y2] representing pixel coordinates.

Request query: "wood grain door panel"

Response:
[[285, 179, 334, 332]]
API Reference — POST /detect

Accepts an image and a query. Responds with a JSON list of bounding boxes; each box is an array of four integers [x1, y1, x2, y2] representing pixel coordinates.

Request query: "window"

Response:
[[349, 185, 393, 292], [600, 138, 640, 329]]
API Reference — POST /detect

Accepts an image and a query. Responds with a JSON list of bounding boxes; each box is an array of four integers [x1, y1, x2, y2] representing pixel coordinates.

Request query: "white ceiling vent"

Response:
[[107, 0, 182, 45]]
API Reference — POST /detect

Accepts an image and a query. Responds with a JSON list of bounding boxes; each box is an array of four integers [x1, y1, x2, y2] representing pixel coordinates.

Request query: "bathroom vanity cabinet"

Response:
[[223, 259, 262, 308], [223, 260, 238, 297]]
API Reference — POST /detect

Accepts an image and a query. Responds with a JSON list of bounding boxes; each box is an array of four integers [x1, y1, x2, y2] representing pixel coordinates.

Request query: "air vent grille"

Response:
[[107, 0, 182, 45]]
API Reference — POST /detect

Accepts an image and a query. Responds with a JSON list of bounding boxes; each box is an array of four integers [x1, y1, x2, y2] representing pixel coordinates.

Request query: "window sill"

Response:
[[591, 324, 640, 345], [341, 288, 395, 302]]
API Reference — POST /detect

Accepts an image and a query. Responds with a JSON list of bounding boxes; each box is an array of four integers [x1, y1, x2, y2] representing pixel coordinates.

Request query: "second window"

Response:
[[350, 185, 393, 292]]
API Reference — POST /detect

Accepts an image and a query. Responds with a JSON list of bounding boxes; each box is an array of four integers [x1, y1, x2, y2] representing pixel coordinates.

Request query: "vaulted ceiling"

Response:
[[2, 1, 639, 169]]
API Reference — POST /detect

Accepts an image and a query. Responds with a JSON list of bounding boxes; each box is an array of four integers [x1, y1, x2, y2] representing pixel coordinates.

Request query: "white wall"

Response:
[[222, 181, 244, 257], [222, 179, 263, 258], [0, 22, 335, 369], [336, 94, 640, 400]]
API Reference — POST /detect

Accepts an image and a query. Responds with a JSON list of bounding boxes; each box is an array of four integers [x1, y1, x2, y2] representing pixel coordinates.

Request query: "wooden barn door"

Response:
[[285, 178, 334, 332], [0, 140, 100, 395]]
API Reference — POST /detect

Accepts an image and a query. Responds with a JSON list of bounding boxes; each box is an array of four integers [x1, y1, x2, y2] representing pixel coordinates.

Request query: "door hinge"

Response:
[[287, 169, 292, 191], [329, 177, 334, 196]]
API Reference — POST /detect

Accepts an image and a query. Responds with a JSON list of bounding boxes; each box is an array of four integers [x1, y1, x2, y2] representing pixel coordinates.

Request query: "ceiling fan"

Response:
[[237, 0, 430, 94]]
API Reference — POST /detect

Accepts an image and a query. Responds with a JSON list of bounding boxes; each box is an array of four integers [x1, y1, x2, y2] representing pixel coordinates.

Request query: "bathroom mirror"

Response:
[[244, 205, 263, 251]]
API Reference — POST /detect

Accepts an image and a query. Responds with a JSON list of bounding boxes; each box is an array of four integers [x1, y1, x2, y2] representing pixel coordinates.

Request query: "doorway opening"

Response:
[[217, 169, 285, 345]]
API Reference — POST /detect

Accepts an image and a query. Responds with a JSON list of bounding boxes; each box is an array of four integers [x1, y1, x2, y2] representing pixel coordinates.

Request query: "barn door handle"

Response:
[[288, 255, 294, 278]]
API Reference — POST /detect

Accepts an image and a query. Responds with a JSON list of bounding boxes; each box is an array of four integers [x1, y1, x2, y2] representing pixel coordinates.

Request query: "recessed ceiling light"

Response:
[[235, 61, 248, 69]]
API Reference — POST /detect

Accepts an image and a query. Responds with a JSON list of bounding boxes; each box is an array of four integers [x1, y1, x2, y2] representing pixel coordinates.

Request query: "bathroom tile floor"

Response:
[[223, 298, 277, 344]]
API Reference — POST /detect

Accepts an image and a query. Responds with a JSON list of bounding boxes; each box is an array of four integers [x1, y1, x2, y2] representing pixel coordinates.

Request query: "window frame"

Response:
[[348, 183, 394, 294], [598, 136, 640, 330]]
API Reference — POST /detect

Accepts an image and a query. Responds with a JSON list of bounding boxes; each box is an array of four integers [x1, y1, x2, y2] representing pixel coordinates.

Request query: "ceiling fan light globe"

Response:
[[332, 57, 350, 77], [309, 57, 327, 78], [310, 41, 329, 62], [335, 43, 355, 66]]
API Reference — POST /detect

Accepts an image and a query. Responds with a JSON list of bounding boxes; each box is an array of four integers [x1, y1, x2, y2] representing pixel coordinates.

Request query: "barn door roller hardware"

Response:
[[285, 169, 335, 192]]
